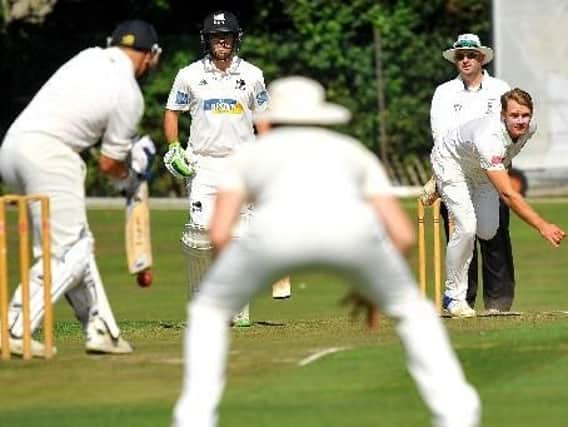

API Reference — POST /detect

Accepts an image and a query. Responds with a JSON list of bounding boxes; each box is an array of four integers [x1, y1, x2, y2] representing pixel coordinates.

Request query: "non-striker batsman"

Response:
[[163, 10, 269, 326]]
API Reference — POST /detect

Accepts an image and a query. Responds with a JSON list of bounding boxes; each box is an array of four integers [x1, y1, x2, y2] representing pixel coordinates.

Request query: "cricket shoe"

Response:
[[272, 277, 291, 299], [231, 311, 251, 328], [443, 296, 476, 318], [2, 336, 57, 358], [85, 317, 133, 354], [0, 321, 57, 358]]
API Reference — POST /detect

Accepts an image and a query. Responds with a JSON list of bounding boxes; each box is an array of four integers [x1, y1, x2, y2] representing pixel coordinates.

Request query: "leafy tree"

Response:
[[0, 0, 491, 194]]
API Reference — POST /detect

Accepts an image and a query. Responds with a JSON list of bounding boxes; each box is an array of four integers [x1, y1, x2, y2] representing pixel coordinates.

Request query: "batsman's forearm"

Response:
[[99, 154, 129, 179], [163, 109, 180, 144]]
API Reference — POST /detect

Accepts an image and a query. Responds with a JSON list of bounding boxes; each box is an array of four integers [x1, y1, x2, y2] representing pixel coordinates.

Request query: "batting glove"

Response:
[[130, 135, 156, 180], [163, 141, 196, 179], [113, 168, 142, 199]]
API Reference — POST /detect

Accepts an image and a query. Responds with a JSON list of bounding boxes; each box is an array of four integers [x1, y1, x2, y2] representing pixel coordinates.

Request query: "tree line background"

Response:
[[0, 0, 491, 196]]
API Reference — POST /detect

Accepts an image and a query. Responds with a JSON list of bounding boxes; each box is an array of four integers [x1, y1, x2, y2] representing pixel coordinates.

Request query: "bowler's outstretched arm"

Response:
[[487, 169, 565, 247]]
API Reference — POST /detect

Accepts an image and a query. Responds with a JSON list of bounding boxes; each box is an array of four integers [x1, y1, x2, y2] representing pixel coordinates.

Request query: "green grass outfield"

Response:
[[1, 199, 567, 427]]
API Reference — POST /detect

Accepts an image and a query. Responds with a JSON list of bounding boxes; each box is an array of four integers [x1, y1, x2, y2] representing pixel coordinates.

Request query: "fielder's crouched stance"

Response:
[[171, 77, 480, 427]]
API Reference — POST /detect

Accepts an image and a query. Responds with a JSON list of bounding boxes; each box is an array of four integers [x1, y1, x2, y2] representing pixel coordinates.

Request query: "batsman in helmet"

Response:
[[163, 11, 269, 327]]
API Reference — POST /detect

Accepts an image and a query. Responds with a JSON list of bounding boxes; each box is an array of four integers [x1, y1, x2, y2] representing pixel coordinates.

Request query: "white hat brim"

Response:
[[255, 102, 351, 125], [442, 46, 494, 65]]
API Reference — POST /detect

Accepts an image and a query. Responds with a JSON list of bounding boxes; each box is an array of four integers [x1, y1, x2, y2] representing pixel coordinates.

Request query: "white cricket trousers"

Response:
[[172, 210, 480, 427], [0, 132, 88, 258], [437, 179, 500, 302], [0, 132, 121, 339]]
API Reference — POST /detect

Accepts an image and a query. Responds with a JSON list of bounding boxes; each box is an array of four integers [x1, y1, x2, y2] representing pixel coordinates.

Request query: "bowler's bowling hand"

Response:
[[539, 222, 566, 247], [340, 291, 379, 330]]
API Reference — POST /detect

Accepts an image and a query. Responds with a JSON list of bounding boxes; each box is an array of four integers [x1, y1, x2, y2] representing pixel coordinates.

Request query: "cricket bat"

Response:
[[125, 180, 153, 276]]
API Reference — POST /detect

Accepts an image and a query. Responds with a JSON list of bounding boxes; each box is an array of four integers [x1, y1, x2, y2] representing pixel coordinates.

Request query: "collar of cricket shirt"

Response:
[[202, 55, 242, 75], [458, 70, 491, 92], [499, 119, 516, 146]]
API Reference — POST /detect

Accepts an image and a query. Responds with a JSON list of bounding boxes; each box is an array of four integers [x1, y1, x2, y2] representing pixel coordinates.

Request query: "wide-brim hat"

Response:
[[255, 76, 351, 125], [442, 33, 493, 65]]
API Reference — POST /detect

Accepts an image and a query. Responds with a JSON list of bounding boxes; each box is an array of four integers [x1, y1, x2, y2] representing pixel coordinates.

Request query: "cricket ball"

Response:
[[136, 269, 153, 288]]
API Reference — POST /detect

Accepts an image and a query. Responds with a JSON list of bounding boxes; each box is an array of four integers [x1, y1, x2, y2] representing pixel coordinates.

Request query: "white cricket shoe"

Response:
[[272, 277, 291, 299], [85, 317, 133, 354], [444, 297, 476, 318], [4, 336, 57, 358], [0, 322, 56, 358]]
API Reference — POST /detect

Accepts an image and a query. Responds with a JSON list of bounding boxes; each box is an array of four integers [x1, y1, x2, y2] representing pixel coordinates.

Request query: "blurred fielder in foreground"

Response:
[[431, 88, 566, 317], [171, 76, 480, 427], [0, 20, 160, 356]]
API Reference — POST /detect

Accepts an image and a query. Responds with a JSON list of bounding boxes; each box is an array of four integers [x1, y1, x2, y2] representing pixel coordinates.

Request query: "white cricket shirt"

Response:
[[165, 55, 268, 157], [7, 47, 143, 161], [218, 127, 393, 220], [430, 71, 510, 143], [431, 116, 536, 185]]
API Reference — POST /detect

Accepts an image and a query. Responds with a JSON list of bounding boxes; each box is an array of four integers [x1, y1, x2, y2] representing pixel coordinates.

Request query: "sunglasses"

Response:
[[455, 51, 480, 61]]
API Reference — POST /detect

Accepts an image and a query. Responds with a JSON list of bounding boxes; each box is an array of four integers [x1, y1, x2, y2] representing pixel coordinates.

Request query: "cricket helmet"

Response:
[[200, 10, 243, 55]]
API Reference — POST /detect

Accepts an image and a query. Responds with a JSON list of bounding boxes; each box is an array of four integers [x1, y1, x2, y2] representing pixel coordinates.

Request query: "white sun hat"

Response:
[[442, 33, 494, 65], [255, 76, 351, 125]]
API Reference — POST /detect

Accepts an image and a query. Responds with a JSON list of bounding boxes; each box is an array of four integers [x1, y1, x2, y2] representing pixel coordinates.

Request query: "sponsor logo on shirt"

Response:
[[491, 155, 505, 165], [199, 79, 208, 86], [175, 91, 189, 105], [453, 103, 462, 112], [256, 90, 268, 106], [204, 98, 244, 114]]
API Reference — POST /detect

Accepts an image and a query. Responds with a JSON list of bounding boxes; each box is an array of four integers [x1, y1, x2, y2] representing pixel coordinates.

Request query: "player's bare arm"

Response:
[[163, 109, 181, 143], [487, 169, 566, 247], [209, 190, 246, 256], [369, 195, 415, 255], [98, 154, 129, 179]]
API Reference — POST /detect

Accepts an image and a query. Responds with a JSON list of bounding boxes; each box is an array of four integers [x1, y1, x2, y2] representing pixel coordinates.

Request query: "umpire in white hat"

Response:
[[171, 76, 480, 427]]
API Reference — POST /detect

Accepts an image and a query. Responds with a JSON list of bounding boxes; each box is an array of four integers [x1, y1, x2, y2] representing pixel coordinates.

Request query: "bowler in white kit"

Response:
[[171, 76, 480, 427], [431, 88, 565, 316]]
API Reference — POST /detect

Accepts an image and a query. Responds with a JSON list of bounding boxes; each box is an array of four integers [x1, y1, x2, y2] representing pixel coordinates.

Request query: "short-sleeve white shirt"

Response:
[[165, 56, 269, 157], [432, 116, 536, 185], [430, 71, 510, 144], [7, 47, 143, 161], [218, 127, 392, 221]]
